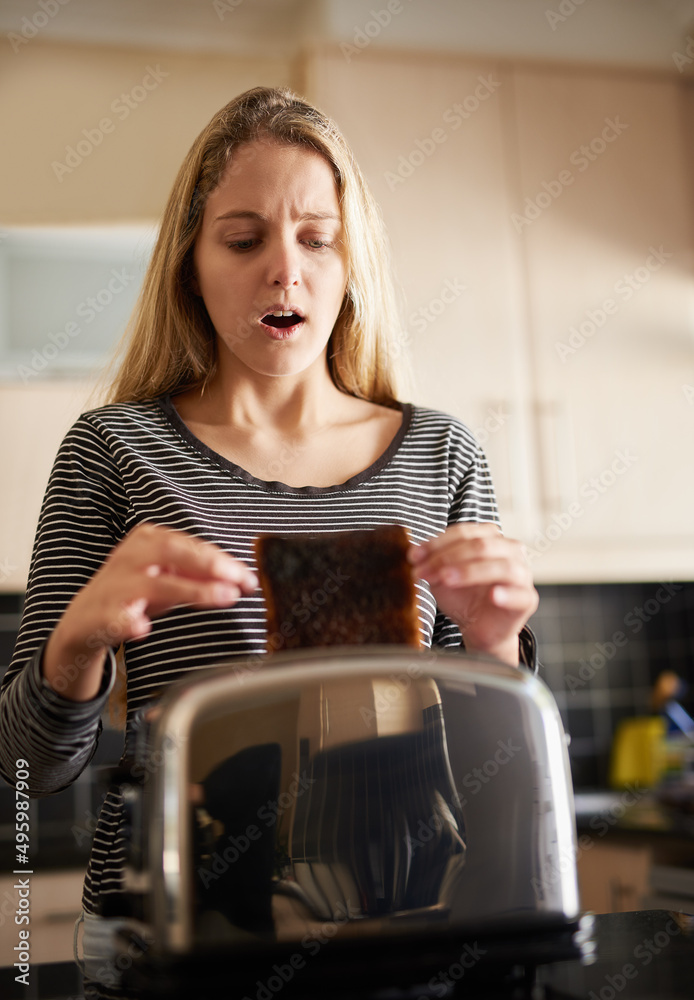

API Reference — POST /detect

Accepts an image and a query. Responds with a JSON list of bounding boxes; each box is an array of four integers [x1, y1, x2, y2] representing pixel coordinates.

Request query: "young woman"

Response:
[[0, 86, 537, 947]]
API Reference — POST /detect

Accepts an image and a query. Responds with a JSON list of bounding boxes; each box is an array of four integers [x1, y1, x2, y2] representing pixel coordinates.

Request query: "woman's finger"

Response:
[[417, 543, 529, 589], [408, 522, 500, 565], [109, 522, 258, 591], [143, 574, 243, 615]]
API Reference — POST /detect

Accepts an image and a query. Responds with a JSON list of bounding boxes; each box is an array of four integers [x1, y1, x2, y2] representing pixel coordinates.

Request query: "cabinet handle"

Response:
[[477, 400, 522, 516], [535, 400, 577, 515], [482, 400, 511, 514], [610, 878, 636, 913]]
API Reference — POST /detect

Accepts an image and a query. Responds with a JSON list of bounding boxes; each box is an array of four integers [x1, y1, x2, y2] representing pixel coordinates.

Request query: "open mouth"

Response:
[[261, 311, 304, 329]]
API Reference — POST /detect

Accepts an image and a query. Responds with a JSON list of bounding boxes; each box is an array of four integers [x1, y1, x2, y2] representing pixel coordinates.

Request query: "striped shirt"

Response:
[[0, 395, 515, 914]]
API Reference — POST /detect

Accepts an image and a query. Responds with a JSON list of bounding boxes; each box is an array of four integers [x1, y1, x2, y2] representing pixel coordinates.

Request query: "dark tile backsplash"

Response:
[[1, 583, 693, 868], [529, 581, 694, 788]]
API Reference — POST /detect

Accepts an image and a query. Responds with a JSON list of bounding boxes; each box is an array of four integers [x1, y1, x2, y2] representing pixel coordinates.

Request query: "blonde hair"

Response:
[[107, 86, 404, 407]]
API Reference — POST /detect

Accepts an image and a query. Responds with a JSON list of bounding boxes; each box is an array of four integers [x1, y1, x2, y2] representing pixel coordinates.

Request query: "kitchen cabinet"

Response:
[[574, 795, 694, 915], [511, 66, 694, 583], [304, 48, 694, 582], [576, 837, 652, 913], [0, 225, 155, 379], [0, 382, 94, 591]]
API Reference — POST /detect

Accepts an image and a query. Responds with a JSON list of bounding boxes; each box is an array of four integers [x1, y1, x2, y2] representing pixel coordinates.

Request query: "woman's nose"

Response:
[[267, 239, 301, 289]]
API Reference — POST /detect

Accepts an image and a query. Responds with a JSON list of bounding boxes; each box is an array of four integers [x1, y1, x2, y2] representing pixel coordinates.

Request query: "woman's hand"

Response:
[[408, 523, 538, 667], [43, 523, 258, 701]]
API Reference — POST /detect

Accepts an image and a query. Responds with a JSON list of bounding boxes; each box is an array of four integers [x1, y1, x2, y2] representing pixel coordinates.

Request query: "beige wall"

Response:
[[0, 41, 299, 223]]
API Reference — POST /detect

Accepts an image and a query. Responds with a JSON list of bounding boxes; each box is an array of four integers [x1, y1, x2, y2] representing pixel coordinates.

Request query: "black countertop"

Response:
[[2, 910, 693, 1000], [573, 790, 694, 841]]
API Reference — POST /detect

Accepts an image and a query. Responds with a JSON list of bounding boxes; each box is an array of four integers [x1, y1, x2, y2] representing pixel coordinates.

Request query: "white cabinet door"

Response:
[[512, 67, 694, 581], [305, 48, 537, 541], [0, 382, 94, 591]]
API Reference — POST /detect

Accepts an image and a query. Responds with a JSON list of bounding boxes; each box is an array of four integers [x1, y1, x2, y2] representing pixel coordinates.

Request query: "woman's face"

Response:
[[192, 139, 347, 381]]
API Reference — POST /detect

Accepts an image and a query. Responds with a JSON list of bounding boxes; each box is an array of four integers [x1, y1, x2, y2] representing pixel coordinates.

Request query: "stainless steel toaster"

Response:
[[118, 648, 593, 992]]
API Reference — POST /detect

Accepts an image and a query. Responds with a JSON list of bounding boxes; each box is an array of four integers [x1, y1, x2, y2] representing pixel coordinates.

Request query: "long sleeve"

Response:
[[429, 432, 538, 672], [431, 433, 498, 650], [0, 416, 127, 796]]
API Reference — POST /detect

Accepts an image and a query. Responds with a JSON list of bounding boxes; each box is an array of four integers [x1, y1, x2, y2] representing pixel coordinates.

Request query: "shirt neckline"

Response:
[[156, 394, 413, 495]]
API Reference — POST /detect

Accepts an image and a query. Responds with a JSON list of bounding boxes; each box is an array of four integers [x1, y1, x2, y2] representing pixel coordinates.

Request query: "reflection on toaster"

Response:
[[193, 676, 467, 939]]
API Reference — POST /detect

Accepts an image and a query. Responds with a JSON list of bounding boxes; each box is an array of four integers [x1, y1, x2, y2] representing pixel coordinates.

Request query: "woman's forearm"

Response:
[[42, 629, 109, 702]]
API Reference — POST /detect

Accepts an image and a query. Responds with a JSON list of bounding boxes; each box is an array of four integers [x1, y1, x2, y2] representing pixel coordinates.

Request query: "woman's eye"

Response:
[[225, 237, 335, 252], [227, 239, 257, 251]]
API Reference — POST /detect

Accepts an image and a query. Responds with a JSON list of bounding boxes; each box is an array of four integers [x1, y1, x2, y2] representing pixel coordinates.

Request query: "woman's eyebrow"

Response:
[[212, 209, 341, 224]]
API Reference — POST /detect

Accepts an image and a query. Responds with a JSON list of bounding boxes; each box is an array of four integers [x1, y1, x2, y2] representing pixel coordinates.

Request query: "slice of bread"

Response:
[[254, 525, 421, 651]]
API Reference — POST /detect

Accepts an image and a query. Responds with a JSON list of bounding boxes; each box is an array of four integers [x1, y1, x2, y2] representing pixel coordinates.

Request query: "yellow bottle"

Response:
[[608, 716, 666, 789]]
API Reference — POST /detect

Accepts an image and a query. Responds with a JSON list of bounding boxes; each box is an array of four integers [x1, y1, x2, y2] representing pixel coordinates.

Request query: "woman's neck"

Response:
[[186, 352, 353, 434]]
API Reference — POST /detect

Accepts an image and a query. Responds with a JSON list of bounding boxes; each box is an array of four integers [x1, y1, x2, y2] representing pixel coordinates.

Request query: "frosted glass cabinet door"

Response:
[[511, 68, 694, 581], [0, 225, 156, 378], [304, 48, 538, 543]]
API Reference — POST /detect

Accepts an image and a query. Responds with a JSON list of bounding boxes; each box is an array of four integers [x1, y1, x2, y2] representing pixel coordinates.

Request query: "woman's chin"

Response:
[[220, 344, 330, 382]]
